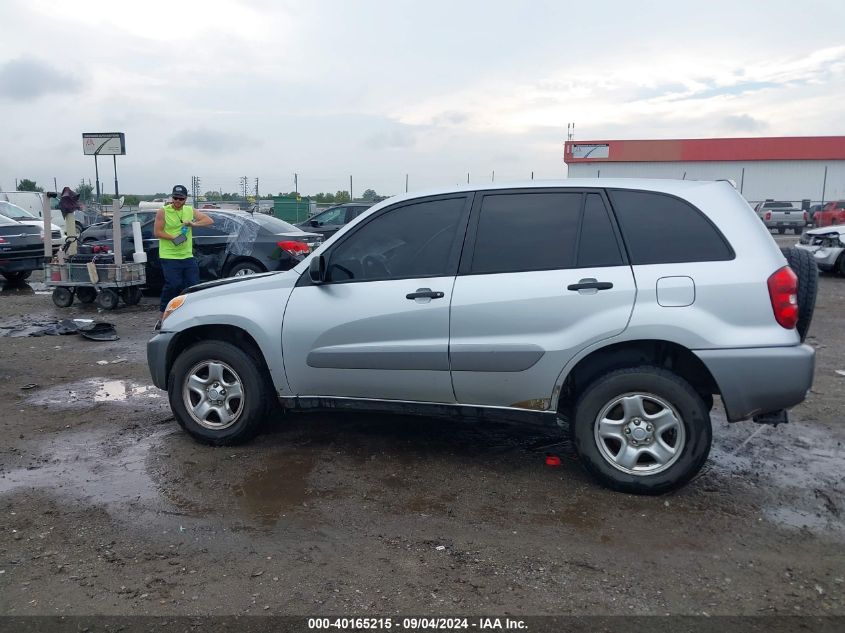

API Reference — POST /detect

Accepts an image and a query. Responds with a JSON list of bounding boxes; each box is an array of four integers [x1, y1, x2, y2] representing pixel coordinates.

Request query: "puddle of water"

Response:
[[711, 422, 845, 536], [0, 428, 170, 505], [27, 378, 164, 410], [234, 457, 315, 524]]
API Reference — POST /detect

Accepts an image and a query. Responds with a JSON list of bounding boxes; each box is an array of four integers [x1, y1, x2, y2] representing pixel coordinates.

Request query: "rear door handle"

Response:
[[567, 279, 614, 292], [406, 288, 445, 300]]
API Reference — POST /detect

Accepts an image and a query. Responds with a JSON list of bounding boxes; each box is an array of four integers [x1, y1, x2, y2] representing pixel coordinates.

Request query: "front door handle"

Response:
[[567, 279, 614, 292], [406, 288, 445, 300]]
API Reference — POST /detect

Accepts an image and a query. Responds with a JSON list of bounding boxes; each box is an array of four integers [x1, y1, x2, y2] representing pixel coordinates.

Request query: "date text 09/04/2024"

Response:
[[307, 617, 528, 630]]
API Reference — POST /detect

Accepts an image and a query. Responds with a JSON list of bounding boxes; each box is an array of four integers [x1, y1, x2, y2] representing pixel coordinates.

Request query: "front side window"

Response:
[[314, 207, 346, 226], [326, 197, 466, 282], [470, 192, 582, 274], [608, 189, 733, 264]]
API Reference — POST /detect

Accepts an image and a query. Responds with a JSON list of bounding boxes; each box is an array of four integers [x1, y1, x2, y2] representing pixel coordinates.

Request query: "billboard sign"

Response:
[[570, 143, 610, 159], [82, 132, 126, 156]]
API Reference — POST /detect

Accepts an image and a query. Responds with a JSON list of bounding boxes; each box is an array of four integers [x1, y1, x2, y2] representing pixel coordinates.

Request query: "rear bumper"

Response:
[[0, 256, 45, 273], [694, 345, 815, 421]]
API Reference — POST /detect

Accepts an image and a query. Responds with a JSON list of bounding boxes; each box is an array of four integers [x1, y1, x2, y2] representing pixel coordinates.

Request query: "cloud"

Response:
[[365, 127, 418, 150], [169, 128, 259, 153], [722, 114, 768, 132], [0, 57, 81, 101]]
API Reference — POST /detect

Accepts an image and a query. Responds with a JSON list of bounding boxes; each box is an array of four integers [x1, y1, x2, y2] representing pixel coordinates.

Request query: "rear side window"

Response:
[[608, 190, 733, 265], [471, 193, 582, 273], [578, 194, 623, 267]]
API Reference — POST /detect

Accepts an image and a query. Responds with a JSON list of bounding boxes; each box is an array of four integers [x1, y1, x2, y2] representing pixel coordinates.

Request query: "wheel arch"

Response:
[[223, 256, 267, 276], [554, 339, 719, 416], [166, 324, 276, 394]]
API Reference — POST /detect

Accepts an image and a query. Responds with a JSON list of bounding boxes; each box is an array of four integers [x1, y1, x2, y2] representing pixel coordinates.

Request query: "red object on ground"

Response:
[[545, 455, 562, 467]]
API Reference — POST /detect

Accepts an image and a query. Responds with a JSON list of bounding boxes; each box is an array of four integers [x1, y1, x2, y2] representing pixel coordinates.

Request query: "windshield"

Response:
[[0, 214, 17, 225], [0, 201, 36, 220]]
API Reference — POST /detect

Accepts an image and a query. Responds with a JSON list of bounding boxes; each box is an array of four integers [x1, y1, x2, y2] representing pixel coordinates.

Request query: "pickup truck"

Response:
[[813, 200, 845, 228], [754, 200, 807, 234]]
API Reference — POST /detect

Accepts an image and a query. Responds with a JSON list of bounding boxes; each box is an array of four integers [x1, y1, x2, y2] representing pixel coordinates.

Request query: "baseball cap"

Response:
[[172, 185, 188, 198]]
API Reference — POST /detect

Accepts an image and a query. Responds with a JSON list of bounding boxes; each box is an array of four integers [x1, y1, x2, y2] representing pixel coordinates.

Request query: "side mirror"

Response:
[[309, 219, 318, 227], [309, 255, 326, 284]]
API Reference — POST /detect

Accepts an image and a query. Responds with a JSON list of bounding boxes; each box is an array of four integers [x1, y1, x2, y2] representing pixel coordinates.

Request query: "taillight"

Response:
[[765, 211, 772, 221], [767, 266, 798, 329], [277, 240, 310, 256]]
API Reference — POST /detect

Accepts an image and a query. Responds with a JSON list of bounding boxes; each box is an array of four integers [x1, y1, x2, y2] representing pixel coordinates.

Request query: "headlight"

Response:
[[163, 294, 187, 321]]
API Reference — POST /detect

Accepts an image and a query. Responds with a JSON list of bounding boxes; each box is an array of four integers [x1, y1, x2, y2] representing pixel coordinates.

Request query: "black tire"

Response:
[[168, 340, 271, 445], [52, 287, 73, 307], [780, 247, 818, 342], [2, 270, 32, 282], [121, 286, 142, 305], [76, 286, 97, 304], [571, 366, 712, 495], [228, 261, 265, 277], [96, 288, 120, 310], [777, 228, 786, 234]]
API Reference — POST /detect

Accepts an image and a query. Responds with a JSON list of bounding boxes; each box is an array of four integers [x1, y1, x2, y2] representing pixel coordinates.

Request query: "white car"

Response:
[[796, 225, 845, 274], [0, 200, 65, 246]]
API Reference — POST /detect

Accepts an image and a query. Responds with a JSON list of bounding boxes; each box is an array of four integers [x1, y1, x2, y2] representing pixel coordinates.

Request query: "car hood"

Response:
[[184, 267, 302, 295], [805, 225, 845, 236]]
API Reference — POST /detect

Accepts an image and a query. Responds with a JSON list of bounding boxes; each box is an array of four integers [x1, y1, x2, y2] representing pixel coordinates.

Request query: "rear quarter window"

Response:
[[607, 189, 734, 265]]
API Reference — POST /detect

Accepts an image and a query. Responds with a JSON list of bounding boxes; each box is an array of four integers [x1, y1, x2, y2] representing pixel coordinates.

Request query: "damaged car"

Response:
[[94, 210, 322, 289], [796, 225, 845, 274]]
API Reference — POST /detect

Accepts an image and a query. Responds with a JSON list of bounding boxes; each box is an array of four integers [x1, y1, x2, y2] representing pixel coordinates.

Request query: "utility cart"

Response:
[[44, 260, 146, 309]]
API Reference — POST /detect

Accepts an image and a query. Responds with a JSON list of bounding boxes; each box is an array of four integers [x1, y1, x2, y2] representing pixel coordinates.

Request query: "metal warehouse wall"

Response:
[[566, 160, 845, 203]]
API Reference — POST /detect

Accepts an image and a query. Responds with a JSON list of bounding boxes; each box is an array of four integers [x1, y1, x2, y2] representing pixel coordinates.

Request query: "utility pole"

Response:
[[405, 174, 408, 193], [254, 177, 259, 199], [492, 170, 495, 182], [467, 172, 470, 184], [191, 176, 202, 204], [294, 173, 298, 195], [239, 176, 249, 199], [349, 175, 353, 201]]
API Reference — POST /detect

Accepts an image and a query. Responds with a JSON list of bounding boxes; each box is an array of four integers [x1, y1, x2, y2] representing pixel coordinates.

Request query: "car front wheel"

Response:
[[168, 340, 271, 445], [572, 366, 712, 495]]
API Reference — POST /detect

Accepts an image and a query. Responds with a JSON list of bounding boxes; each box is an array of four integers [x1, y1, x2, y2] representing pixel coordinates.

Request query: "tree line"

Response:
[[15, 179, 388, 206]]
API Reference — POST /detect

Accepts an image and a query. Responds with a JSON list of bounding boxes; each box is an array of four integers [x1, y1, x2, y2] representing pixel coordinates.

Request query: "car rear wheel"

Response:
[[572, 366, 712, 495], [168, 340, 271, 445], [229, 261, 265, 277], [780, 247, 818, 342], [778, 228, 786, 234]]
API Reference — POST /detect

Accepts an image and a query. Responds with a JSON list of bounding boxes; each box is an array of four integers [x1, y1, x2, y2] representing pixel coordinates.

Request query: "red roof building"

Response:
[[564, 136, 845, 203]]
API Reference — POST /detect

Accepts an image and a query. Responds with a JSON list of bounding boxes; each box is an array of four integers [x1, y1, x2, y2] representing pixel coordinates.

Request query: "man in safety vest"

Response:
[[154, 184, 213, 322]]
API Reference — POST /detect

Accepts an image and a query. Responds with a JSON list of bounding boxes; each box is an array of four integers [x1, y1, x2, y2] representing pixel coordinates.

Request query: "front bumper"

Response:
[[795, 243, 842, 270], [694, 345, 815, 422], [147, 331, 177, 390]]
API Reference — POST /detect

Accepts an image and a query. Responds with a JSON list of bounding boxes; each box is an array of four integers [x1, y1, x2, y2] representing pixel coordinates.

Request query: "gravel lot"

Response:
[[0, 234, 843, 618]]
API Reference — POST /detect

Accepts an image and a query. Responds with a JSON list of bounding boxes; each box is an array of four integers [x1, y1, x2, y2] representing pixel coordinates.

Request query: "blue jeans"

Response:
[[160, 257, 199, 312]]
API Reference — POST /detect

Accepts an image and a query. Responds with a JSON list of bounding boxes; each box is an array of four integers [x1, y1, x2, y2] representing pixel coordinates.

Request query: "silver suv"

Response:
[[148, 180, 816, 494]]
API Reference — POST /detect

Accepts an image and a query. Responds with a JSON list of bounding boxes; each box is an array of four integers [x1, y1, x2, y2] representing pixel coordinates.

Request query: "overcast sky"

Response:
[[1, 0, 844, 197]]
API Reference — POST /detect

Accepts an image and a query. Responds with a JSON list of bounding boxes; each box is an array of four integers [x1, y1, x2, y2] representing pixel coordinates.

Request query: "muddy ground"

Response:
[[0, 235, 843, 618]]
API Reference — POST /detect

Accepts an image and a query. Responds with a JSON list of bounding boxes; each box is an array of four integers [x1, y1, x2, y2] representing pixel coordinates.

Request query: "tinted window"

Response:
[[578, 194, 623, 267], [327, 197, 466, 282], [471, 192, 581, 274], [247, 213, 299, 232], [608, 190, 733, 265]]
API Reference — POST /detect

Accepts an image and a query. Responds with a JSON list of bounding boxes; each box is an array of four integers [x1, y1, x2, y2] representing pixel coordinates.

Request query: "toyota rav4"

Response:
[[148, 179, 816, 494]]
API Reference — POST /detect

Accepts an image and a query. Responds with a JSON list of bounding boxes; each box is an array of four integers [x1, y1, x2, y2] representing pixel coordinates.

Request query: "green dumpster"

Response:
[[272, 197, 311, 223]]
